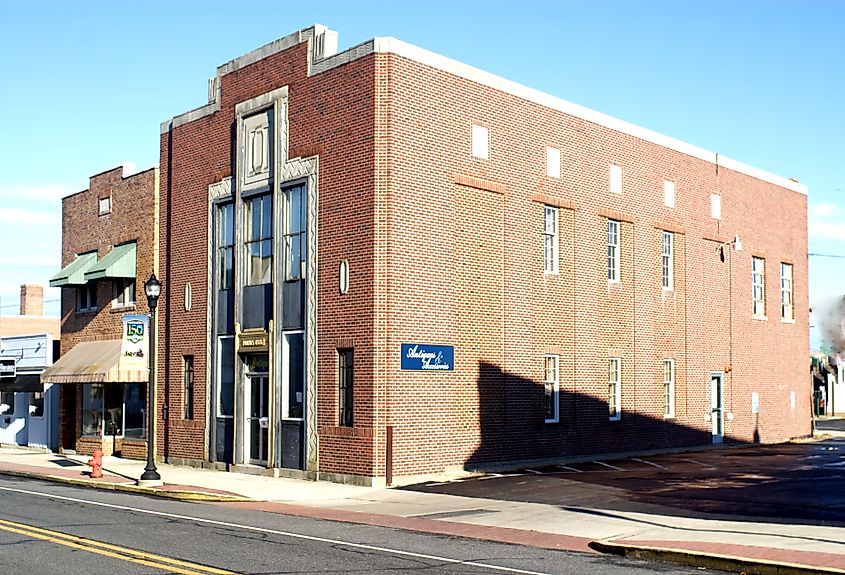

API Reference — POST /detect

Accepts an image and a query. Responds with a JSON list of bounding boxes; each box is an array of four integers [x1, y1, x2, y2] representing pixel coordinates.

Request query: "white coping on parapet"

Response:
[[161, 26, 807, 196]]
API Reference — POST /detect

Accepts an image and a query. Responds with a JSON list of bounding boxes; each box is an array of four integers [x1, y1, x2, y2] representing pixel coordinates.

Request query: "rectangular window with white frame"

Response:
[[113, 278, 136, 308], [752, 256, 766, 318], [780, 262, 793, 321], [661, 231, 673, 290], [607, 220, 620, 282], [544, 354, 559, 423], [544, 206, 558, 274], [663, 359, 675, 418], [608, 357, 621, 420]]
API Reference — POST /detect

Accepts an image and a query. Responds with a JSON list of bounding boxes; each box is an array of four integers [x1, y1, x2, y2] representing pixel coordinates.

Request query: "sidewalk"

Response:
[[1, 445, 844, 574]]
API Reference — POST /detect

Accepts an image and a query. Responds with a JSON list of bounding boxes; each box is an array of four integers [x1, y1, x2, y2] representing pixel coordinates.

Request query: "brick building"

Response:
[[43, 166, 159, 458], [159, 25, 809, 485]]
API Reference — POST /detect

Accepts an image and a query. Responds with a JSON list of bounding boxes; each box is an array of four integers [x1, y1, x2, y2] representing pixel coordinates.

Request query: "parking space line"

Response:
[[592, 461, 624, 471], [631, 458, 667, 470], [525, 469, 544, 475], [682, 458, 717, 469], [556, 465, 583, 473]]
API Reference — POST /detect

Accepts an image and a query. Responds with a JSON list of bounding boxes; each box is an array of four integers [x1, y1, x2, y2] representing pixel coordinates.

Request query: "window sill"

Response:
[[752, 315, 768, 321], [544, 418, 560, 425], [608, 279, 621, 285], [544, 270, 559, 276], [75, 309, 97, 316], [663, 415, 676, 421], [609, 415, 621, 422], [781, 318, 795, 324], [662, 287, 674, 293], [111, 304, 137, 313]]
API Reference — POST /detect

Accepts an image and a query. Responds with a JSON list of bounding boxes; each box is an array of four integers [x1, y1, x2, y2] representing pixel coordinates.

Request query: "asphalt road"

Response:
[[404, 437, 845, 525], [0, 476, 708, 575]]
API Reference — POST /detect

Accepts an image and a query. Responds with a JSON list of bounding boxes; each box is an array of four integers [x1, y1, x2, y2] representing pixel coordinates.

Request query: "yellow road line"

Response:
[[0, 518, 237, 575]]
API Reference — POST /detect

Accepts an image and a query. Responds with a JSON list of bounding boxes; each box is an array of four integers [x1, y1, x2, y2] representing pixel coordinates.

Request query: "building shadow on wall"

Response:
[[416, 362, 833, 526]]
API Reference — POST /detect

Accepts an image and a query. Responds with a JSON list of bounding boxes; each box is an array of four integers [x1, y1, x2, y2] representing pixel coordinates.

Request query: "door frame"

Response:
[[710, 372, 724, 444], [244, 371, 269, 465]]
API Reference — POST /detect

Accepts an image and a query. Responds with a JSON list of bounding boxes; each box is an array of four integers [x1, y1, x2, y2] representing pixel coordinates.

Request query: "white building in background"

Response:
[[0, 334, 59, 450]]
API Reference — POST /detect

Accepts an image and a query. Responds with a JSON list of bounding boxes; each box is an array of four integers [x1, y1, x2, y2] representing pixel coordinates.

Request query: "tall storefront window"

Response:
[[81, 384, 145, 437], [217, 202, 234, 290], [218, 337, 235, 417]]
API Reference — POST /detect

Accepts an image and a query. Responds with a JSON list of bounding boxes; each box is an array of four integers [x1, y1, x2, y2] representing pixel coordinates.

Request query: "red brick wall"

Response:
[[162, 37, 808, 481], [57, 166, 157, 455], [378, 52, 809, 478]]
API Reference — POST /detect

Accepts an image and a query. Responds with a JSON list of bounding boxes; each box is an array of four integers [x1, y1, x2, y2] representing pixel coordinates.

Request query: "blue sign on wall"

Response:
[[401, 343, 454, 371]]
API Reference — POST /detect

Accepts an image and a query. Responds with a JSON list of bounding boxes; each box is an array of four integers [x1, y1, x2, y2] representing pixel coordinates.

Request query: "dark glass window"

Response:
[[218, 337, 235, 417], [183, 355, 195, 419], [339, 349, 353, 427], [77, 282, 97, 312], [285, 333, 304, 419], [217, 202, 234, 290], [245, 194, 272, 285], [123, 384, 146, 438]]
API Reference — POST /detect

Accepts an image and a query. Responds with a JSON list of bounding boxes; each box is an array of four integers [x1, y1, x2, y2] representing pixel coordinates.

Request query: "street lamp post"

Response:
[[139, 273, 162, 486]]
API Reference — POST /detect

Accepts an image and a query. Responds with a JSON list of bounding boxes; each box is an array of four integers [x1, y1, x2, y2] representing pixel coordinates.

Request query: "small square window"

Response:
[[546, 147, 560, 178], [472, 124, 489, 160], [99, 196, 112, 215], [113, 278, 136, 308], [77, 282, 98, 313], [664, 180, 675, 208]]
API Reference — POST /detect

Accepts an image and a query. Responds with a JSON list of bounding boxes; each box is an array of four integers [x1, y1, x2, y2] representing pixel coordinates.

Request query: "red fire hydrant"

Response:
[[88, 448, 103, 479]]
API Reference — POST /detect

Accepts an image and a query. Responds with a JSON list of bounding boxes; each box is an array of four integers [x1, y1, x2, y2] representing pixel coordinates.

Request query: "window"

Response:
[[544, 206, 558, 274], [664, 180, 675, 208], [544, 355, 559, 423], [98, 196, 112, 215], [283, 332, 304, 419], [661, 231, 673, 291], [217, 202, 234, 290], [608, 358, 621, 420], [30, 392, 44, 418], [284, 185, 307, 281], [607, 220, 620, 282], [546, 146, 560, 178], [781, 263, 793, 321], [711, 194, 721, 220], [77, 282, 97, 312], [245, 194, 272, 285], [0, 392, 14, 415], [472, 124, 489, 159], [752, 257, 766, 317], [81, 384, 123, 436], [218, 337, 235, 418], [113, 278, 136, 307], [339, 349, 353, 427], [663, 359, 675, 418], [123, 384, 146, 438], [183, 355, 194, 420], [609, 164, 622, 194]]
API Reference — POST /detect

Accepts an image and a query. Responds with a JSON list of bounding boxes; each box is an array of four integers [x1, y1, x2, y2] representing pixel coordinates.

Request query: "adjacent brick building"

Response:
[[44, 166, 159, 458], [159, 25, 809, 485]]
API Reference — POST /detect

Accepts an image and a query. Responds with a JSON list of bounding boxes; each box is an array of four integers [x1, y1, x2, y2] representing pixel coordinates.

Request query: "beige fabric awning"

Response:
[[41, 340, 147, 384]]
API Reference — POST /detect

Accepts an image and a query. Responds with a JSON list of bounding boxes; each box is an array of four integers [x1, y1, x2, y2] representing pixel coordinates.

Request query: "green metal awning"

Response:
[[84, 243, 136, 281], [49, 251, 98, 287]]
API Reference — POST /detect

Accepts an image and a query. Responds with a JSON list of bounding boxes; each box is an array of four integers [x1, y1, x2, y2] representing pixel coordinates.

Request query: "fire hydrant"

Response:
[[88, 448, 103, 479]]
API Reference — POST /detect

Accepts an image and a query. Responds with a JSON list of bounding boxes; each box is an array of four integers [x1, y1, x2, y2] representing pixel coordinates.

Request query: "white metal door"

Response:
[[710, 373, 724, 444]]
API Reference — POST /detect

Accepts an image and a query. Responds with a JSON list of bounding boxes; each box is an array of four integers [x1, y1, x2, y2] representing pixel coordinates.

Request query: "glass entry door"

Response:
[[246, 373, 269, 465]]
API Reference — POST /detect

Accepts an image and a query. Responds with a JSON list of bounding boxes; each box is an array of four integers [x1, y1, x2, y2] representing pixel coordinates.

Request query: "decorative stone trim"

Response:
[[598, 208, 637, 224], [452, 174, 505, 195]]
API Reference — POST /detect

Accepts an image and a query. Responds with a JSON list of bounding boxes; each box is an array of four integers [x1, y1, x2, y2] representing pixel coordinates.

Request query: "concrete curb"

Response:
[[589, 539, 845, 575], [0, 468, 251, 502]]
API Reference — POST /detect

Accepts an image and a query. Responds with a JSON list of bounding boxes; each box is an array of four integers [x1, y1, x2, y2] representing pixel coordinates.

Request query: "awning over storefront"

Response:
[[40, 340, 147, 384], [0, 374, 43, 392], [49, 251, 98, 287], [84, 242, 136, 281]]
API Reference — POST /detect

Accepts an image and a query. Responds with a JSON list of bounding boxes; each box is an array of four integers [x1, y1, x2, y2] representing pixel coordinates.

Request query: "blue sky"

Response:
[[1, 1, 842, 349]]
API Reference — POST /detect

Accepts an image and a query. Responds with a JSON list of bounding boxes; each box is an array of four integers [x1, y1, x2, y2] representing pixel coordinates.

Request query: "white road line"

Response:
[[631, 458, 667, 470], [525, 469, 544, 475], [682, 459, 717, 469], [0, 485, 555, 575], [592, 461, 624, 471], [556, 465, 583, 473]]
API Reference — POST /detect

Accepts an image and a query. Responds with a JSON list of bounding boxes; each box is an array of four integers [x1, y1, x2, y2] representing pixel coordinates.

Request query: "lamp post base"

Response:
[[136, 478, 164, 488]]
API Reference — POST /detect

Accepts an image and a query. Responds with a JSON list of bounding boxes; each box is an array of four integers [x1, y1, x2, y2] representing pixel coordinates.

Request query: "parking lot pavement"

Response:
[[402, 438, 845, 523]]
